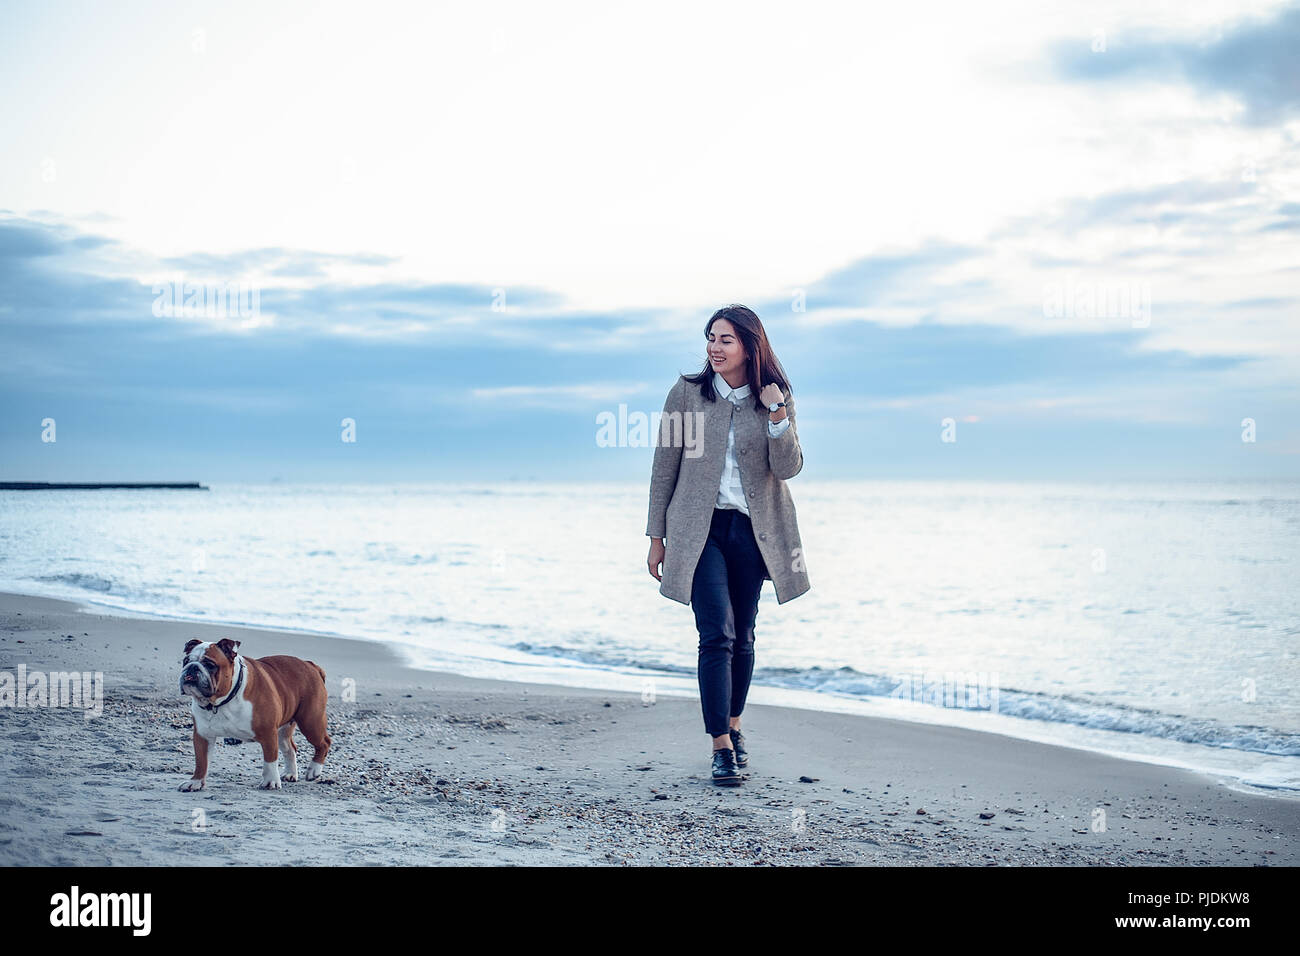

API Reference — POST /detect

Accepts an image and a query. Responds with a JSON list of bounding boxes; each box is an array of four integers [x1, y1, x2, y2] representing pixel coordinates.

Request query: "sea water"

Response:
[[2, 479, 1296, 795]]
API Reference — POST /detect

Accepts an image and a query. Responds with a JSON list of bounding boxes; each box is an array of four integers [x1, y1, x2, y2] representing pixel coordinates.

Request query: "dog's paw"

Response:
[[281, 772, 298, 783], [259, 760, 283, 790], [179, 778, 206, 792], [305, 761, 325, 781]]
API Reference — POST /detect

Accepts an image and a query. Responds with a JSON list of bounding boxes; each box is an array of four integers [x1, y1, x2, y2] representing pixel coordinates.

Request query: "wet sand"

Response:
[[0, 591, 1295, 865]]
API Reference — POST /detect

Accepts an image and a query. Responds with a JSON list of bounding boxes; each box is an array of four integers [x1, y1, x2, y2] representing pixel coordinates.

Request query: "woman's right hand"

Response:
[[647, 537, 665, 581]]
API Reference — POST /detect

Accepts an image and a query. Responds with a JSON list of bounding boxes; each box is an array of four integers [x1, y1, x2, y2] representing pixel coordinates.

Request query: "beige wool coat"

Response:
[[646, 374, 811, 606]]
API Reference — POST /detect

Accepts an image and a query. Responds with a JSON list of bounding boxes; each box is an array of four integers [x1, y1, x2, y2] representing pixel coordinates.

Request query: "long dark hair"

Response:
[[684, 304, 792, 412]]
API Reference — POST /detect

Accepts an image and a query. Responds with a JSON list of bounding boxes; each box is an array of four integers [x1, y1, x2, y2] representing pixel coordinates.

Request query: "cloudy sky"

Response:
[[2, 0, 1297, 482]]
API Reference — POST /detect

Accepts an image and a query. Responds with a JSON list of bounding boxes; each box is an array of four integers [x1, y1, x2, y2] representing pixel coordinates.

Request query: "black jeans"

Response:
[[691, 507, 767, 738]]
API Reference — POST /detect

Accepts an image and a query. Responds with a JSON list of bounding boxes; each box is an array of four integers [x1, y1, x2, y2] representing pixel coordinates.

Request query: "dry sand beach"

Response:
[[0, 590, 1295, 866]]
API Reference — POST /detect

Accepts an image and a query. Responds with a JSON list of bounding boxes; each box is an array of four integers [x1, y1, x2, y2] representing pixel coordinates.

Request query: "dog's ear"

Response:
[[216, 638, 241, 664], [183, 639, 201, 660]]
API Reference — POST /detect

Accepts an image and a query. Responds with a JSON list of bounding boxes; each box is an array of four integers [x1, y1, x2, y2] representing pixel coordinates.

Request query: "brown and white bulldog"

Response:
[[178, 638, 332, 791]]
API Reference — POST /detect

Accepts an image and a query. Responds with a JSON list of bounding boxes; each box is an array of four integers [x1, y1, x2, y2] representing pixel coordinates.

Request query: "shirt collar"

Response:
[[713, 370, 751, 403]]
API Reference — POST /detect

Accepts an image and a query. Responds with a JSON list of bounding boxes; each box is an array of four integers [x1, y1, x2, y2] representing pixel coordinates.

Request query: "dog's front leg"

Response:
[[257, 734, 281, 790], [180, 731, 209, 791], [278, 724, 299, 782]]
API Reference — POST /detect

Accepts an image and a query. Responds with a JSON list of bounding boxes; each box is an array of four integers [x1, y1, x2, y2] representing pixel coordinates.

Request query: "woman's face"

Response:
[[707, 319, 747, 379]]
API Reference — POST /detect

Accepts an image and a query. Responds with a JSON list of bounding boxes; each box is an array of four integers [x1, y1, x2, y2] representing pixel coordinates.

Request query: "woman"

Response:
[[645, 304, 811, 786]]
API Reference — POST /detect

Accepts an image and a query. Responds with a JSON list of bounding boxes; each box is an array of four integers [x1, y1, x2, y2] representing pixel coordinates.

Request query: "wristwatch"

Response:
[[768, 401, 785, 413]]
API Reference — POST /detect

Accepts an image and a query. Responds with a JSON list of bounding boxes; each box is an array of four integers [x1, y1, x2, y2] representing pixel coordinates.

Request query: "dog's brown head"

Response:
[[179, 638, 243, 701]]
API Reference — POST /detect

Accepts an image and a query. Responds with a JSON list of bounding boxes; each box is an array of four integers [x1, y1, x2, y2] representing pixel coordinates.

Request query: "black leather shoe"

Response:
[[728, 729, 748, 767], [711, 747, 742, 785]]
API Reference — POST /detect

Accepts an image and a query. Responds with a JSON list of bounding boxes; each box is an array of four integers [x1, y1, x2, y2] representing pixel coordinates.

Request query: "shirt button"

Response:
[[758, 532, 767, 540]]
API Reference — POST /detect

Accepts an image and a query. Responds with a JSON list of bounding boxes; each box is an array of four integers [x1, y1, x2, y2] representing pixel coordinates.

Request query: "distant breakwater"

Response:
[[0, 482, 209, 491]]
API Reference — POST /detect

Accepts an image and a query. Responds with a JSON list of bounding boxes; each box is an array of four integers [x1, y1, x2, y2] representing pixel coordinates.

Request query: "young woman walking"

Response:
[[646, 304, 811, 786]]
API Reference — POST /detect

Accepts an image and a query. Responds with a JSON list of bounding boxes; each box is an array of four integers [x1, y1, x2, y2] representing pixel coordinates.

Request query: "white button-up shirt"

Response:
[[713, 371, 790, 516]]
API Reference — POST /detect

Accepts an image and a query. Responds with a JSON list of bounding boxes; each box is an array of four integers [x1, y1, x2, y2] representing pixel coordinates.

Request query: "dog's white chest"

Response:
[[191, 695, 255, 742]]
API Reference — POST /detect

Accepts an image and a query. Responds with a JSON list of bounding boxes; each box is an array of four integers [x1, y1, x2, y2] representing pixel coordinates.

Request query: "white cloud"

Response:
[[1, 0, 1295, 372]]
